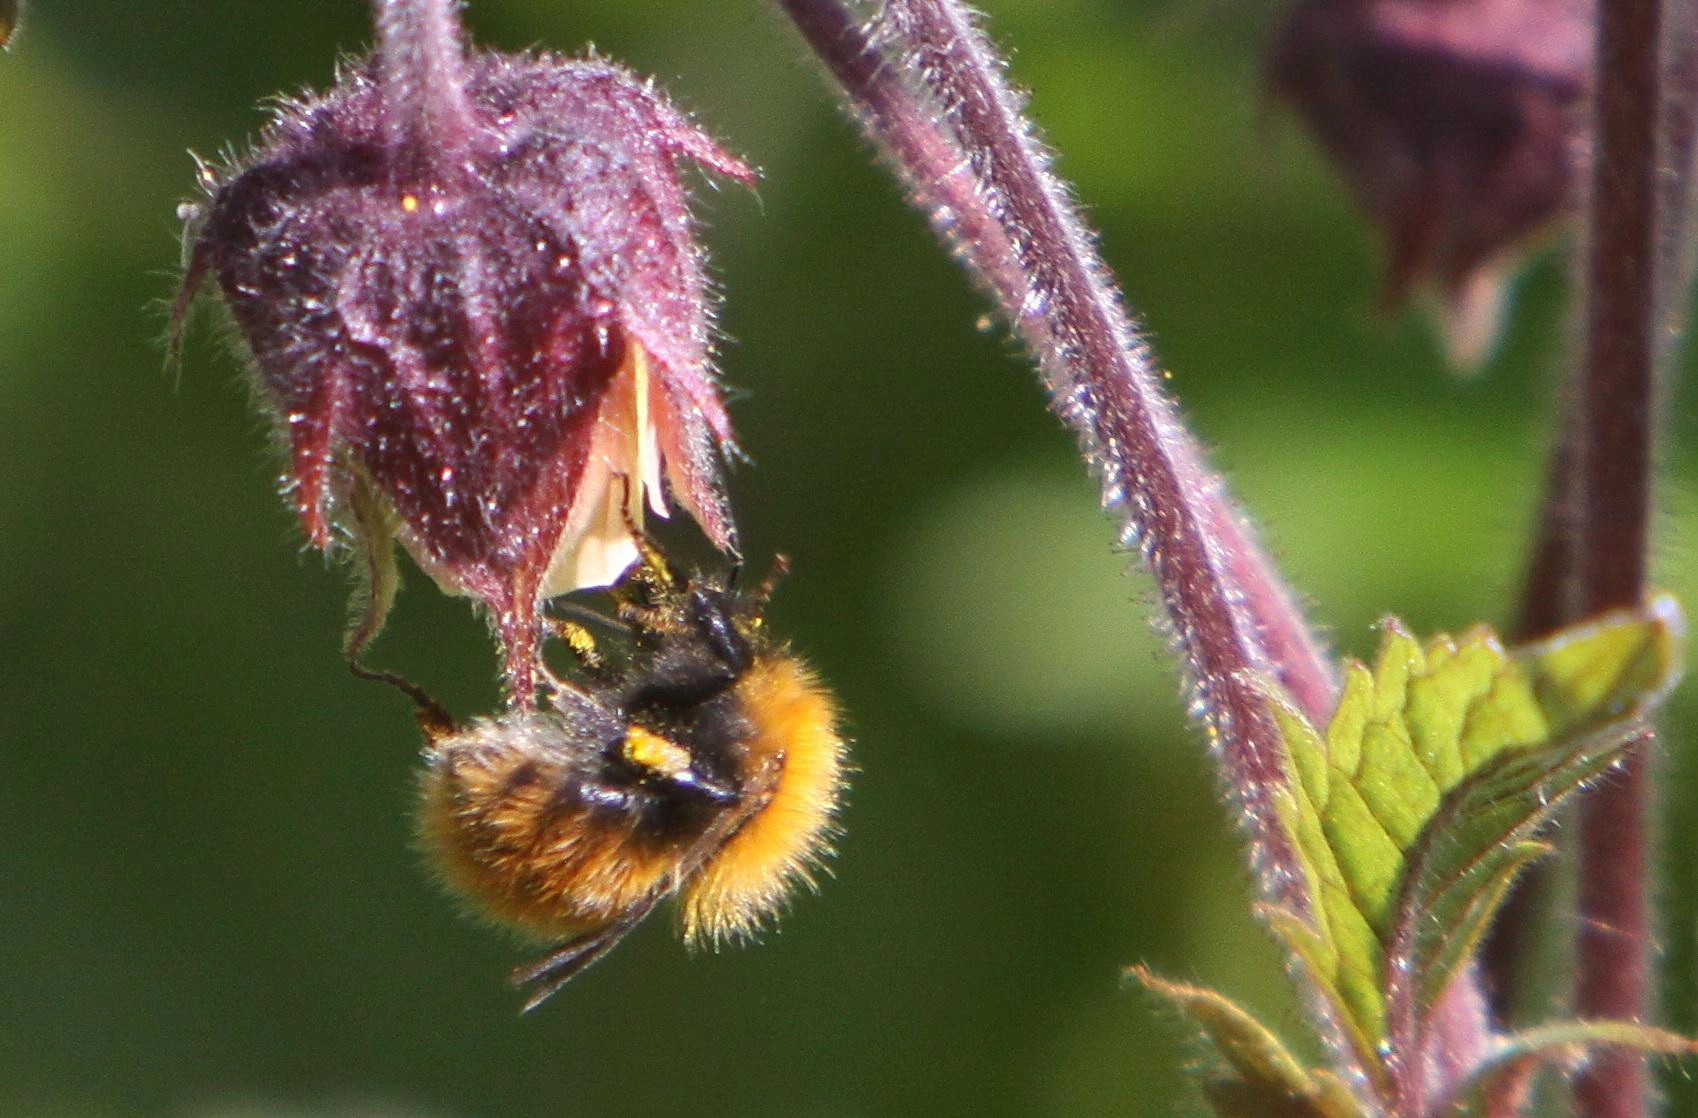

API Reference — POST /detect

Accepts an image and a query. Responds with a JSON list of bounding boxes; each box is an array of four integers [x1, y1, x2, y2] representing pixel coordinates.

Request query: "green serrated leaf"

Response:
[[1255, 598, 1684, 1076], [1403, 838, 1548, 1019], [1127, 966, 1366, 1118], [1393, 725, 1649, 1028], [1439, 1020, 1698, 1117]]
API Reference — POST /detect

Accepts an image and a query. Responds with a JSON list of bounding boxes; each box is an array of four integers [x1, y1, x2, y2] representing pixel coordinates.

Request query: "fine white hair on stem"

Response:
[[776, 0, 1338, 906], [374, 0, 477, 165]]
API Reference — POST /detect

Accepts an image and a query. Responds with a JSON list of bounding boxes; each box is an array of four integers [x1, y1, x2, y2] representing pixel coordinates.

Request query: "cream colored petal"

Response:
[[633, 343, 670, 521], [539, 340, 669, 596]]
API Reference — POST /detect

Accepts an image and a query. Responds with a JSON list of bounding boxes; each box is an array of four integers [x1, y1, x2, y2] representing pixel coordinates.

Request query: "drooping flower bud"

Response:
[[175, 0, 755, 702], [1269, 0, 1592, 368]]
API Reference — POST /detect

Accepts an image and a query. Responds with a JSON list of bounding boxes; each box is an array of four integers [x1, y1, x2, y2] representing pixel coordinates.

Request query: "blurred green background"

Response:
[[3, 1, 1696, 1115]]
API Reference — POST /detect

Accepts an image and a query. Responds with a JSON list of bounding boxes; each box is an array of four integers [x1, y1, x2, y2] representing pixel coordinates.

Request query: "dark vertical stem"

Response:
[[375, 0, 477, 170], [1491, 0, 1698, 1032], [1578, 1, 1659, 600], [1574, 2, 1665, 1116], [1518, 0, 1698, 644]]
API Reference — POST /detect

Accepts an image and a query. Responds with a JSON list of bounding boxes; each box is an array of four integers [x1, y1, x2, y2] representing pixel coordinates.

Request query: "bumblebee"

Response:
[[397, 537, 846, 1011]]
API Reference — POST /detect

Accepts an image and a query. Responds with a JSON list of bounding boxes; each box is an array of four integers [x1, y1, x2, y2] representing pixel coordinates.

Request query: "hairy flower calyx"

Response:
[[175, 2, 756, 702]]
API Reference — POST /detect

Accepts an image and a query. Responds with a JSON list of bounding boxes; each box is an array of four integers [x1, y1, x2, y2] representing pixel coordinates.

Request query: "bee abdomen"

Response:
[[419, 721, 676, 938]]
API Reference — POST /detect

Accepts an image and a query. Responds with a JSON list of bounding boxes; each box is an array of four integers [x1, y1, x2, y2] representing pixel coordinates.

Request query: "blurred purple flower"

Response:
[[1270, 0, 1592, 366]]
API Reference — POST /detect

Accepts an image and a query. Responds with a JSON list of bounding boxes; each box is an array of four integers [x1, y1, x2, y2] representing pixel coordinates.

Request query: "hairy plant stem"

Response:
[[773, 0, 1395, 1086], [375, 0, 476, 172], [777, 0, 1336, 897]]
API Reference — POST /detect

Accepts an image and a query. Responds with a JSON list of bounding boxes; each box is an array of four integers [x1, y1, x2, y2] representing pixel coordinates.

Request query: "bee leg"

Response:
[[728, 553, 790, 613], [550, 599, 634, 638], [733, 753, 785, 825], [755, 554, 791, 607], [347, 659, 457, 741], [549, 616, 607, 672], [613, 473, 681, 590], [541, 604, 632, 694], [509, 896, 660, 1012], [606, 474, 685, 628]]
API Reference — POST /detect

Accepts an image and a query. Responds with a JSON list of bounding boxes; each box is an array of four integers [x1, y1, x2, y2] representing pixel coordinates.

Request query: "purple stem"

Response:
[[1491, 1, 1698, 1037], [1571, 2, 1667, 1115], [773, 0, 1338, 913], [374, 0, 477, 172], [1519, 5, 1698, 636]]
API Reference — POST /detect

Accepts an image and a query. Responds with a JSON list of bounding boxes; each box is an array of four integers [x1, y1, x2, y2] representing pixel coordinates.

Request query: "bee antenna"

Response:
[[752, 554, 791, 612], [348, 659, 458, 740]]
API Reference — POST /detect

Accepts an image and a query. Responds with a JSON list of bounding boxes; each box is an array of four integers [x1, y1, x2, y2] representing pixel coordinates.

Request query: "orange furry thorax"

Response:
[[681, 652, 844, 943]]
